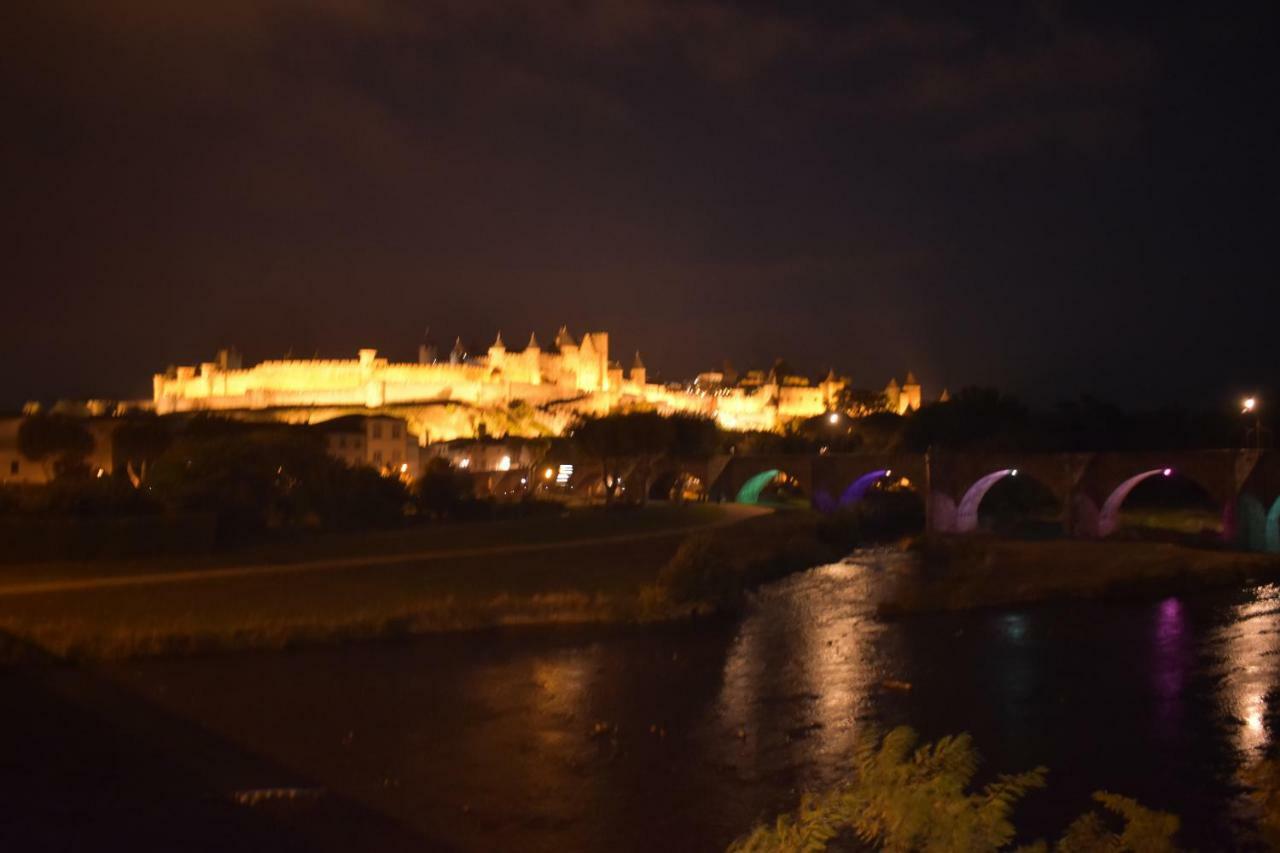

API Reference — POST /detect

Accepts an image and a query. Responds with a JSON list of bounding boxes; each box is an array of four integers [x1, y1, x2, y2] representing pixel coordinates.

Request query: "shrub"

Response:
[[655, 534, 742, 606]]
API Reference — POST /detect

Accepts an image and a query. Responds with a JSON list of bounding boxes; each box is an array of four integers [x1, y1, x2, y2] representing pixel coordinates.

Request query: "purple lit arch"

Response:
[[954, 468, 1017, 533], [1097, 468, 1173, 537]]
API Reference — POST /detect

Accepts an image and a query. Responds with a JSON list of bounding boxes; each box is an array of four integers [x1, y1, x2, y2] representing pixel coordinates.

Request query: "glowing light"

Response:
[[543, 467, 555, 480], [458, 458, 470, 469], [885, 469, 892, 477], [828, 412, 839, 424], [1163, 467, 1173, 477], [1010, 469, 1019, 477], [498, 455, 512, 471], [1244, 397, 1257, 413], [556, 463, 573, 485], [95, 468, 105, 478], [399, 462, 408, 474]]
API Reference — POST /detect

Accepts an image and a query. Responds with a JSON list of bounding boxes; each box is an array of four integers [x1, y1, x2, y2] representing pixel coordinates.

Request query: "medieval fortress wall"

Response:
[[152, 328, 921, 442]]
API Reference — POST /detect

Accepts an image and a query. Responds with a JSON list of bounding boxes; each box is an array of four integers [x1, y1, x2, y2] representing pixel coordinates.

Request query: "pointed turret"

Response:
[[939, 388, 951, 403], [555, 326, 576, 349], [492, 330, 505, 350], [527, 331, 540, 350], [630, 351, 647, 386], [901, 370, 922, 413], [450, 337, 466, 365]]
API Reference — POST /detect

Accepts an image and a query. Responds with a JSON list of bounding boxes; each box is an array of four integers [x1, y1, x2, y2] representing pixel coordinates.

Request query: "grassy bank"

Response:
[[878, 536, 1280, 614], [0, 504, 830, 660]]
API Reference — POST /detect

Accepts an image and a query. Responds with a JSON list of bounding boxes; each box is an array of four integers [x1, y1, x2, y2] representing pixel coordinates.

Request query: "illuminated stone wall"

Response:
[[152, 328, 917, 439]]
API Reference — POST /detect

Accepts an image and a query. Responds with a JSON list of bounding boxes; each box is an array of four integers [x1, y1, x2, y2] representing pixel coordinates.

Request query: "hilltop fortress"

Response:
[[151, 328, 923, 443]]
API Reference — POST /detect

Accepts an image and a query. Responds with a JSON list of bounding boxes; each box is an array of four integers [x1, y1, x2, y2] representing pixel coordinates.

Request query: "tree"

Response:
[[569, 412, 718, 504], [414, 457, 474, 519], [149, 427, 408, 538], [112, 414, 174, 486], [18, 414, 95, 480]]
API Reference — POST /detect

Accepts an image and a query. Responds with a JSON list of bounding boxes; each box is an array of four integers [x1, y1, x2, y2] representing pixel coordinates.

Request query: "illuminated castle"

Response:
[[152, 329, 922, 441]]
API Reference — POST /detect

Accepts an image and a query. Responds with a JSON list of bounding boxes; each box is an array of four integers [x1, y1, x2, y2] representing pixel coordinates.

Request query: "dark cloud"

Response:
[[1, 1, 1274, 407]]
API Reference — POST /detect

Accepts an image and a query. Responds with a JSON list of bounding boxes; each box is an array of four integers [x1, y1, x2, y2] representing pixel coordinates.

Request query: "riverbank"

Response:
[[0, 504, 821, 660], [877, 536, 1280, 614]]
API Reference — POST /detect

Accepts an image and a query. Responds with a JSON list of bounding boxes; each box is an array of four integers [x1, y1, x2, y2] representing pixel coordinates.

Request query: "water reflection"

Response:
[[717, 555, 888, 785], [1213, 584, 1280, 759], [1152, 597, 1189, 738]]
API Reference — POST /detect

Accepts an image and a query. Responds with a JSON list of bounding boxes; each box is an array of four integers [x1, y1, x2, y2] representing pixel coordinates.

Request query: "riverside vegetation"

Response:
[[731, 727, 1280, 852]]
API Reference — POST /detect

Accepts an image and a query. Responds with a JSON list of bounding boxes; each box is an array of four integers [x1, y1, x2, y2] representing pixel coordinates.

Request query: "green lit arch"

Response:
[[1267, 497, 1280, 554], [736, 469, 782, 504]]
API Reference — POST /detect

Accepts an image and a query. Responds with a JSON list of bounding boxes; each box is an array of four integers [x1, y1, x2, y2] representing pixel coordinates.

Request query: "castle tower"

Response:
[[820, 368, 843, 409], [630, 351, 646, 386], [449, 337, 467, 365], [884, 377, 901, 414], [578, 333, 600, 391], [901, 371, 922, 413], [524, 332, 542, 385]]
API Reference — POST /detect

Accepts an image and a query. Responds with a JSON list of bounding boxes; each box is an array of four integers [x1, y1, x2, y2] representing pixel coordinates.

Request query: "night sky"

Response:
[[3, 1, 1275, 409]]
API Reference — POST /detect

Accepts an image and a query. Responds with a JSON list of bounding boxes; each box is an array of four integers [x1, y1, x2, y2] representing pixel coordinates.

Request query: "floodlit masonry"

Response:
[[149, 328, 924, 442]]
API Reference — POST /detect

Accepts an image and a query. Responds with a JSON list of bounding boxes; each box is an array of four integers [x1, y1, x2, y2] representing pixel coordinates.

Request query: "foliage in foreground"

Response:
[[729, 726, 1181, 853]]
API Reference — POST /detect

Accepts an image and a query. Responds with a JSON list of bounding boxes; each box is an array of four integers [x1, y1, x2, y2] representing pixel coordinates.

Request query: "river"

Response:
[[101, 552, 1280, 850]]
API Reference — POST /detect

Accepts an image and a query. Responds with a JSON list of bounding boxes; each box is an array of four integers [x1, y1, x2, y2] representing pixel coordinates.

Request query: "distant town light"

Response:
[[1010, 469, 1019, 477], [828, 412, 840, 424], [556, 463, 573, 485], [543, 467, 555, 480], [498, 455, 512, 471], [1244, 397, 1257, 413], [1163, 467, 1173, 477], [399, 462, 409, 474], [458, 457, 470, 469]]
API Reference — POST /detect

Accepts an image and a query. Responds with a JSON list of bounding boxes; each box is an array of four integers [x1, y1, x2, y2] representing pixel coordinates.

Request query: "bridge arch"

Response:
[[954, 468, 1018, 533], [735, 468, 806, 505], [1097, 468, 1175, 537], [839, 468, 895, 508], [648, 467, 706, 502]]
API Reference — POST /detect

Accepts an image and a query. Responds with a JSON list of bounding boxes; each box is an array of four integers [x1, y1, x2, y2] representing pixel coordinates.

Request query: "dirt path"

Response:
[[0, 505, 767, 599]]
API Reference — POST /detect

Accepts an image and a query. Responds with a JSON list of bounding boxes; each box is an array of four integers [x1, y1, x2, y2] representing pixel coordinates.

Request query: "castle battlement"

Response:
[[152, 329, 921, 440]]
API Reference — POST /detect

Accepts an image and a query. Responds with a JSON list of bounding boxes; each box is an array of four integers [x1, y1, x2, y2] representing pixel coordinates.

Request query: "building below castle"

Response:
[[149, 328, 925, 444]]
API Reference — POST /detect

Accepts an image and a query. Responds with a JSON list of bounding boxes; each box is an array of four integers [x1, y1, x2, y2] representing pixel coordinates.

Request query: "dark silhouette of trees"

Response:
[[112, 414, 174, 486], [570, 412, 719, 503], [18, 414, 94, 479]]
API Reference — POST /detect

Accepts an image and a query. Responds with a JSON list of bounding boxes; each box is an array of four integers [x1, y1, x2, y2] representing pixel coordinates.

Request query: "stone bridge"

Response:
[[706, 450, 1280, 552]]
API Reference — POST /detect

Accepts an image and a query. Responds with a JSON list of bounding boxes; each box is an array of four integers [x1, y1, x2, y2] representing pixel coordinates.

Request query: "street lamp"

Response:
[[1243, 396, 1265, 449], [827, 412, 840, 425]]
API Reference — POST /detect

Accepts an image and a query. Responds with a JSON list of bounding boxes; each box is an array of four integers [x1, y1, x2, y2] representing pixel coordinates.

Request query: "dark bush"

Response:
[[149, 429, 409, 539], [655, 534, 742, 606], [413, 458, 475, 519]]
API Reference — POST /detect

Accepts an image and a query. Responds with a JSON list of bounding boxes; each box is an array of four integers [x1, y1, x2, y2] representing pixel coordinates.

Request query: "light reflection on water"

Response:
[[1212, 583, 1280, 759], [109, 559, 1280, 851], [717, 557, 889, 784]]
